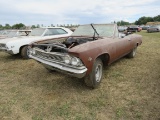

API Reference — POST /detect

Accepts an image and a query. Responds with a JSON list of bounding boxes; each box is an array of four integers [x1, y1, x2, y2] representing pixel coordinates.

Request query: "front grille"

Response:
[[0, 44, 6, 48], [32, 49, 64, 62]]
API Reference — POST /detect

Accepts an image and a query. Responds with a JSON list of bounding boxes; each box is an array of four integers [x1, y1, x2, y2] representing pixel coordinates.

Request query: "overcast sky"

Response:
[[0, 0, 160, 26]]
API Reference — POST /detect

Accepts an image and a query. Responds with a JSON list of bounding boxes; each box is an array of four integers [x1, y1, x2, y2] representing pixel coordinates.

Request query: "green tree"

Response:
[[36, 24, 40, 28], [4, 24, 11, 29], [117, 20, 130, 26], [153, 15, 160, 21], [51, 24, 55, 27], [0, 24, 3, 29], [135, 16, 154, 25], [12, 23, 25, 29], [31, 25, 36, 29]]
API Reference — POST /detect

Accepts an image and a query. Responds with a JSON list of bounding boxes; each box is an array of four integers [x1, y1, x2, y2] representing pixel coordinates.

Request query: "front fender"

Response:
[[68, 38, 115, 74]]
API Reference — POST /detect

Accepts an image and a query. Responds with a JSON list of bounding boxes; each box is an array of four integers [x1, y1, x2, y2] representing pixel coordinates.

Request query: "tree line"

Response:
[[0, 15, 160, 29], [117, 15, 160, 26], [0, 23, 80, 30], [0, 23, 26, 30], [135, 15, 160, 25]]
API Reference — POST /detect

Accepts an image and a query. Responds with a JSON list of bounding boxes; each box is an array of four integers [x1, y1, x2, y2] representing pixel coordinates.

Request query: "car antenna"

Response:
[[91, 24, 99, 40]]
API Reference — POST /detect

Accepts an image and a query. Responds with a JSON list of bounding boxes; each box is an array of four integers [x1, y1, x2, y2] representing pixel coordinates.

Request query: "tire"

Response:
[[84, 58, 103, 88], [127, 46, 137, 58], [20, 46, 30, 59]]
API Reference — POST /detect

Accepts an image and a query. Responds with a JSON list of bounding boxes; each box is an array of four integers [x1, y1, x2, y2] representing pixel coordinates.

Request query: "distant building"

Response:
[[146, 22, 160, 25]]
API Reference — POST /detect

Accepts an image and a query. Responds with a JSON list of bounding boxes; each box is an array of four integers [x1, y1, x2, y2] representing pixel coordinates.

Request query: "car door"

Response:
[[113, 36, 132, 59]]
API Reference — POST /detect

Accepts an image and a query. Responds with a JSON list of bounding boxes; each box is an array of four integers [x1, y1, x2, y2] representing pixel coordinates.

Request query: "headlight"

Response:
[[32, 49, 36, 54], [0, 44, 7, 48], [64, 55, 83, 66], [64, 55, 71, 64], [29, 48, 36, 55], [71, 57, 81, 66]]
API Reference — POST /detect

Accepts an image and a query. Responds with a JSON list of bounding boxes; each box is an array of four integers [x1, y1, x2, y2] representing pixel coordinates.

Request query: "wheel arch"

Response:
[[136, 43, 139, 46], [19, 44, 28, 53], [96, 53, 110, 67]]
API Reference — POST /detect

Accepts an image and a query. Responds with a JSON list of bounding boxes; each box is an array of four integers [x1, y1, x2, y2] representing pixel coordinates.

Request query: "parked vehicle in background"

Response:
[[69, 28, 77, 32], [142, 25, 150, 30], [118, 26, 127, 32], [0, 30, 9, 39], [0, 27, 73, 59], [29, 24, 142, 88], [147, 25, 160, 32], [127, 26, 142, 32], [0, 30, 31, 39]]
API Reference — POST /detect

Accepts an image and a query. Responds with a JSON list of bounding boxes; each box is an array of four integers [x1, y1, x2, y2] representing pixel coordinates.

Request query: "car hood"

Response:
[[0, 35, 7, 39], [0, 36, 55, 44], [68, 37, 113, 54]]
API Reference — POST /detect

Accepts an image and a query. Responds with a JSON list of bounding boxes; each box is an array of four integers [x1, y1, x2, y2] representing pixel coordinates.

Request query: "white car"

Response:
[[0, 30, 31, 39], [0, 27, 73, 59]]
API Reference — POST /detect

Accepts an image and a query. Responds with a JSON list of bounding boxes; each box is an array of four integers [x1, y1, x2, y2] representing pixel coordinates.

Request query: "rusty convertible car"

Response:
[[29, 24, 142, 88]]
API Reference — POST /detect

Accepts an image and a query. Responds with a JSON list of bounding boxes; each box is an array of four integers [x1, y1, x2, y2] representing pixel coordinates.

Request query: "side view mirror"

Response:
[[120, 34, 126, 38]]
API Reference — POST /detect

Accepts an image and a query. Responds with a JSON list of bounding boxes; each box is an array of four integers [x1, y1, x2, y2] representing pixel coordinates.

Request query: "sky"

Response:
[[0, 0, 160, 26]]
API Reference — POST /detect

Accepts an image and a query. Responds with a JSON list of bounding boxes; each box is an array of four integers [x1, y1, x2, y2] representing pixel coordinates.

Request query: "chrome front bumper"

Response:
[[0, 47, 7, 51], [0, 48, 14, 54], [29, 55, 87, 78]]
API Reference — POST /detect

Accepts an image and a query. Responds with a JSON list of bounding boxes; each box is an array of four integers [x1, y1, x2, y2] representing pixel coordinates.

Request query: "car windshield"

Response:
[[72, 24, 115, 37], [30, 28, 45, 36], [44, 28, 67, 36], [7, 31, 17, 37], [1, 30, 9, 35], [0, 31, 3, 35], [130, 26, 138, 28], [119, 26, 123, 28], [150, 25, 159, 28]]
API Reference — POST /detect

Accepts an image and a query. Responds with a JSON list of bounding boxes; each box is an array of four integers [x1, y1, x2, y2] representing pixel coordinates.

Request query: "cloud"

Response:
[[0, 0, 160, 25]]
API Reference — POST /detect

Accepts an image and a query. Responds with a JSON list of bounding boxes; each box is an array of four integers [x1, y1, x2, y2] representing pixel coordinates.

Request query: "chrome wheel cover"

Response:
[[133, 47, 137, 57], [95, 64, 102, 82], [26, 47, 30, 56]]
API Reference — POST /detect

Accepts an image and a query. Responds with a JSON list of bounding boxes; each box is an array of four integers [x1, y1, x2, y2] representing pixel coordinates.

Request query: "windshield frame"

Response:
[[71, 24, 116, 38]]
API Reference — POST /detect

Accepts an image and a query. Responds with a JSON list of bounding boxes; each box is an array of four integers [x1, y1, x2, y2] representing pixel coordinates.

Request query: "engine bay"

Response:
[[63, 37, 95, 48], [33, 37, 98, 53]]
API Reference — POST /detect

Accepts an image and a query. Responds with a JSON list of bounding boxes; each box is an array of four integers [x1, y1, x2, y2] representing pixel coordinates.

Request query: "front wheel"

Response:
[[84, 58, 103, 88], [20, 46, 30, 59]]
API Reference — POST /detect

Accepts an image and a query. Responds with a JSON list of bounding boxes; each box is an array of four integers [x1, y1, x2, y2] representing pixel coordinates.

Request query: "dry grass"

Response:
[[0, 31, 160, 120]]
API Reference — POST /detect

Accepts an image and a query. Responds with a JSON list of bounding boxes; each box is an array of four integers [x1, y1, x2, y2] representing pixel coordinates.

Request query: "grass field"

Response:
[[0, 31, 160, 120]]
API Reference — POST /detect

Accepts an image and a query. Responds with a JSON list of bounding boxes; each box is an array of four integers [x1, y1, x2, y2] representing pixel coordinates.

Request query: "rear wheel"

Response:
[[84, 58, 103, 88], [20, 46, 30, 59], [127, 46, 137, 58]]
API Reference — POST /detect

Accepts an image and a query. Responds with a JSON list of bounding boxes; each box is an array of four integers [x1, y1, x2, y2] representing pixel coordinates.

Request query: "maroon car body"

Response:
[[29, 24, 142, 88]]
